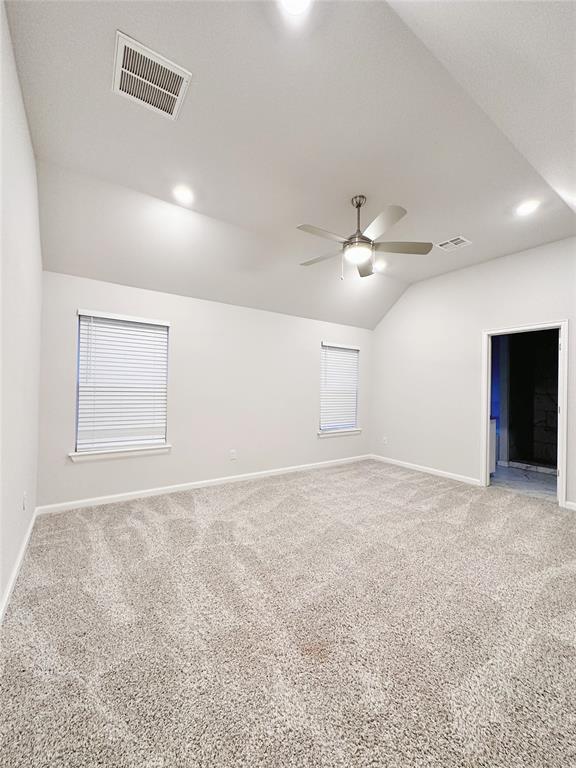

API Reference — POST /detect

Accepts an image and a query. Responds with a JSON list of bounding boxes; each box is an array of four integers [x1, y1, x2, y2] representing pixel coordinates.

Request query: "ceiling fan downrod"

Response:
[[351, 195, 366, 233]]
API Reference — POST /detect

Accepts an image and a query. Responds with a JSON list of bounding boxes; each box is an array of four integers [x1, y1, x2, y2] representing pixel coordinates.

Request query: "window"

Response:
[[319, 342, 360, 433], [75, 312, 169, 454]]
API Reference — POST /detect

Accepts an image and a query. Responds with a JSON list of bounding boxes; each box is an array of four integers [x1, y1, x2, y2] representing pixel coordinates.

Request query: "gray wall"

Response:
[[1, 5, 43, 609], [370, 237, 576, 503], [39, 239, 576, 509], [38, 272, 372, 507]]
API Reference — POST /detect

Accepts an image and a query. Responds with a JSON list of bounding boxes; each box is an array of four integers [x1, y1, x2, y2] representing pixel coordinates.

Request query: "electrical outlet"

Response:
[[229, 449, 237, 461], [381, 436, 388, 446]]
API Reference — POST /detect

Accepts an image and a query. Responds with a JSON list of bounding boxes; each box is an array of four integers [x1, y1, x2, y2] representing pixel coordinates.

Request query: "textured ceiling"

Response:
[[6, 0, 576, 328]]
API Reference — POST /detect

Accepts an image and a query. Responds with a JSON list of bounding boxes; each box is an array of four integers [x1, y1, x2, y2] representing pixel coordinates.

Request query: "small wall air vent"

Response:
[[436, 236, 472, 252], [113, 32, 191, 120]]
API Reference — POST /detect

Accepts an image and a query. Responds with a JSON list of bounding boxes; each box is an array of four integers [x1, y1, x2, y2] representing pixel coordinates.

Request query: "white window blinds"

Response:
[[320, 343, 359, 432], [76, 313, 169, 452]]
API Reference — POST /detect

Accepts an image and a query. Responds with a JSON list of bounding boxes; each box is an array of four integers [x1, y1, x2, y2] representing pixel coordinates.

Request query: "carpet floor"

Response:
[[1, 460, 575, 767]]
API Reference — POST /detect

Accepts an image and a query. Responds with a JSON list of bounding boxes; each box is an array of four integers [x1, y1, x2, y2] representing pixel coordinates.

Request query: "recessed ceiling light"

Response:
[[280, 0, 312, 16], [173, 185, 194, 206], [515, 199, 540, 217], [373, 260, 387, 273]]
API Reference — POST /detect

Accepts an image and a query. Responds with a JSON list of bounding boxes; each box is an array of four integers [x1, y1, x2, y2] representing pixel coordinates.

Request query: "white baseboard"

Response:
[[35, 454, 374, 516], [370, 454, 576, 508], [0, 510, 37, 625], [369, 454, 483, 487]]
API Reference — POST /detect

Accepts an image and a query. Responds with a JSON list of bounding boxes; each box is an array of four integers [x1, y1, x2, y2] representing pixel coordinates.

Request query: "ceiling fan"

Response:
[[298, 195, 433, 277]]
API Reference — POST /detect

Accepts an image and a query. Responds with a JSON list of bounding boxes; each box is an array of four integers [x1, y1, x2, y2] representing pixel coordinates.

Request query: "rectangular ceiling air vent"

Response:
[[113, 32, 191, 120], [436, 236, 472, 251]]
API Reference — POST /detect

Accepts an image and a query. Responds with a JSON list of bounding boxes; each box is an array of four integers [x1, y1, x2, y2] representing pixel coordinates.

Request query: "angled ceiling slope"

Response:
[[390, 0, 576, 212], [37, 162, 409, 329], [6, 1, 576, 328]]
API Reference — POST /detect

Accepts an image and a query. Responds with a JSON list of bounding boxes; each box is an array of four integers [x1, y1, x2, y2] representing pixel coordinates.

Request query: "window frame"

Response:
[[317, 341, 362, 437], [69, 309, 171, 461]]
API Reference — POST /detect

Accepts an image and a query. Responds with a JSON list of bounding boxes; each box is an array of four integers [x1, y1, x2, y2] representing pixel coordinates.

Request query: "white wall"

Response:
[[0, 5, 42, 609], [38, 272, 372, 507], [370, 237, 576, 503]]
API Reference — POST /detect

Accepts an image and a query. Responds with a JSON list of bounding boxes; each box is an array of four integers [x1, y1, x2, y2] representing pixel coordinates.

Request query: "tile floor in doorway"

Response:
[[490, 465, 557, 500]]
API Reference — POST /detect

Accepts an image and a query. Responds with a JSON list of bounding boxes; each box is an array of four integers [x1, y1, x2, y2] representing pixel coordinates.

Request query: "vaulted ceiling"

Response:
[[6, 1, 576, 328], [390, 1, 576, 214]]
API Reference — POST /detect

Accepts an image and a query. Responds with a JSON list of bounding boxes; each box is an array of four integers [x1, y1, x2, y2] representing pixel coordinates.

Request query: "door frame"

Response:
[[480, 320, 569, 506]]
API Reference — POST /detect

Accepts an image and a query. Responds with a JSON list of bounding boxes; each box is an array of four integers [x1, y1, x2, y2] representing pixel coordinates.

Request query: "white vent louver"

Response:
[[113, 32, 191, 120], [436, 236, 472, 251]]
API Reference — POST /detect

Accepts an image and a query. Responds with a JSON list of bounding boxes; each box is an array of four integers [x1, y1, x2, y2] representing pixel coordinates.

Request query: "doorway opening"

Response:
[[481, 322, 568, 505]]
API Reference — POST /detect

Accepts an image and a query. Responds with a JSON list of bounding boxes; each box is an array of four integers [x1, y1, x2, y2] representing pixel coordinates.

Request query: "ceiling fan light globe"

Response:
[[344, 242, 372, 265]]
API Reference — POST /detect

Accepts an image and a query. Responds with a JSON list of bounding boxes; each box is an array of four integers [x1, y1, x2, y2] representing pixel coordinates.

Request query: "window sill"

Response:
[[317, 428, 362, 438], [68, 445, 172, 462]]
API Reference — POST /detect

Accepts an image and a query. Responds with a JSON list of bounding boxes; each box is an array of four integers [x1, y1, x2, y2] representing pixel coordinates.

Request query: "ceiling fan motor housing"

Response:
[[345, 233, 373, 247]]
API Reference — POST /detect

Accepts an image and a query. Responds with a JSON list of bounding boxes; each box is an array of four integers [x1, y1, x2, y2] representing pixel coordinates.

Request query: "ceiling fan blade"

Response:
[[363, 205, 407, 241], [375, 241, 433, 255], [297, 224, 347, 243], [300, 252, 339, 267], [357, 260, 374, 278]]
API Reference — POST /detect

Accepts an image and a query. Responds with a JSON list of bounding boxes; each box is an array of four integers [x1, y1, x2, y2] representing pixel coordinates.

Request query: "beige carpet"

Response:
[[1, 460, 575, 767]]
